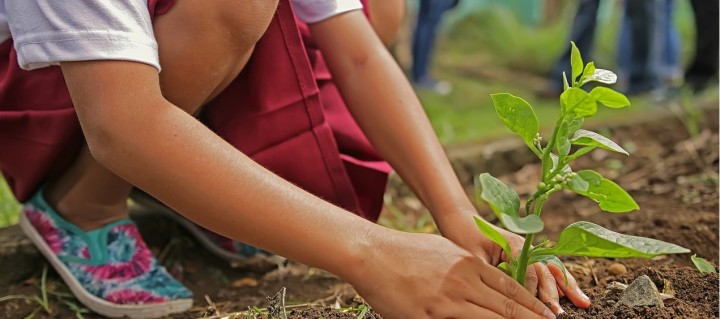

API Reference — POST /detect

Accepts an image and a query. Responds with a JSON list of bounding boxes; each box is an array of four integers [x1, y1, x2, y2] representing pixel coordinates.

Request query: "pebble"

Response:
[[608, 262, 628, 275], [618, 275, 664, 308], [607, 281, 628, 292]]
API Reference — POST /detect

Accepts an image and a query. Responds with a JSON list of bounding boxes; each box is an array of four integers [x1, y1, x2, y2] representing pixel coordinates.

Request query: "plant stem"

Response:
[[515, 233, 535, 285], [541, 117, 564, 180], [515, 197, 546, 285]]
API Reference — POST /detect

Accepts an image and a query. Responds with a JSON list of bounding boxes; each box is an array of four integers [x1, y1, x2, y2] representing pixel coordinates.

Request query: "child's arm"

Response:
[[60, 60, 554, 319], [309, 10, 590, 314]]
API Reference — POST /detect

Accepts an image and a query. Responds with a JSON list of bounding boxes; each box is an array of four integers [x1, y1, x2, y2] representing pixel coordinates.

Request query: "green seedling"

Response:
[[475, 42, 690, 286], [691, 254, 717, 273]]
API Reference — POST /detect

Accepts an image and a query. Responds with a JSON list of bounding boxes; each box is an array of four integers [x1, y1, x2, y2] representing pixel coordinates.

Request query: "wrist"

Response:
[[430, 201, 478, 236], [334, 223, 397, 285]]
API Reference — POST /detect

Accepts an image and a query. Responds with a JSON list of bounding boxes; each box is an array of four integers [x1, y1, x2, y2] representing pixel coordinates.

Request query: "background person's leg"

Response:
[[540, 0, 600, 96], [685, 0, 719, 91], [622, 0, 661, 95], [411, 0, 457, 93], [411, 0, 433, 82]]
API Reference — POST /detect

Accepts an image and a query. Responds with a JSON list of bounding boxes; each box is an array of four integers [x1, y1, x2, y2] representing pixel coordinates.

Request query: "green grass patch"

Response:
[[0, 176, 20, 228]]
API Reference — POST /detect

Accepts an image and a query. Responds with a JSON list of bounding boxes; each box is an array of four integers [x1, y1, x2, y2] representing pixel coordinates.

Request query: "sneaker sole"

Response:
[[131, 191, 285, 267], [20, 213, 193, 318]]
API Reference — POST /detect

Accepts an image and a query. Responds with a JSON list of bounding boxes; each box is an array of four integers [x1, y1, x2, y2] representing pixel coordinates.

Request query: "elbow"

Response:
[[76, 101, 158, 169], [80, 115, 125, 168]]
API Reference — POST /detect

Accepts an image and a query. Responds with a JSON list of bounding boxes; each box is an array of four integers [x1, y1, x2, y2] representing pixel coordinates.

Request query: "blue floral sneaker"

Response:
[[19, 190, 193, 318], [130, 190, 284, 267]]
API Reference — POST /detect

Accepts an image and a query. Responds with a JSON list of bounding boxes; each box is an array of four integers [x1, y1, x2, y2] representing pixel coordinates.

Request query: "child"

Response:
[[0, 0, 589, 318]]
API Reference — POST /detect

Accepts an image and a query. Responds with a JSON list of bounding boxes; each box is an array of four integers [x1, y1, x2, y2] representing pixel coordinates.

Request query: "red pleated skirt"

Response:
[[0, 0, 390, 221]]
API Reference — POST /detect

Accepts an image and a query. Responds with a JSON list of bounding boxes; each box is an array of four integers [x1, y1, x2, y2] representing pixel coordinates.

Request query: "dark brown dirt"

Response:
[[483, 107, 720, 319], [0, 107, 717, 319]]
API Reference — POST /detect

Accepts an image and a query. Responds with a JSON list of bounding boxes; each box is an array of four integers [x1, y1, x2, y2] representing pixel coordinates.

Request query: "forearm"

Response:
[[310, 12, 477, 232], [63, 61, 380, 283]]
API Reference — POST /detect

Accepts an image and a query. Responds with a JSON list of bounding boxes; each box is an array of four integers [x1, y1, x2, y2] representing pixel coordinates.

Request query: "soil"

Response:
[[0, 107, 717, 319]]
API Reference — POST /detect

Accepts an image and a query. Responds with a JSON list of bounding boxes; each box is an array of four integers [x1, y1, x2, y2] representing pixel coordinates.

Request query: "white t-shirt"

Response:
[[1, 0, 362, 71]]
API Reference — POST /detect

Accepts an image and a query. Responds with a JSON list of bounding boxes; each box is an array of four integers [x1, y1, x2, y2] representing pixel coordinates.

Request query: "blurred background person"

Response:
[[617, 0, 681, 97], [411, 0, 459, 95], [538, 0, 682, 99], [537, 0, 601, 98], [684, 0, 718, 92]]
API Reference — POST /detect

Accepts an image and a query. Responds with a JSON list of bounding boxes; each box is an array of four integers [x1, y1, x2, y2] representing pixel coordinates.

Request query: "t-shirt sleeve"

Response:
[[5, 0, 160, 71], [290, 0, 363, 24]]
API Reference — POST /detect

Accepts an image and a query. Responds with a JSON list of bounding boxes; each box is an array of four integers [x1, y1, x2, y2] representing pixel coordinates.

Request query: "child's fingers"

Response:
[[523, 265, 539, 296], [477, 263, 557, 319], [535, 263, 564, 315], [548, 262, 591, 309]]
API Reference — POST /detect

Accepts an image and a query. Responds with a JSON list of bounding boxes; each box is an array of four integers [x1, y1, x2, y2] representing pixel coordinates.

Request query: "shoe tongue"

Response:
[[83, 220, 136, 265]]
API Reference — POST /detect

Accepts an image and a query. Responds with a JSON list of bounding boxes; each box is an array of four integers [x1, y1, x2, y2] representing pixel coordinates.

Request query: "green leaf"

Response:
[[570, 41, 583, 84], [566, 173, 589, 192], [568, 170, 639, 213], [530, 255, 569, 287], [534, 238, 551, 249], [555, 116, 583, 157], [571, 129, 629, 155], [474, 216, 512, 259], [497, 262, 513, 276], [567, 146, 596, 163], [580, 62, 596, 84], [490, 94, 539, 149], [566, 116, 584, 133], [548, 153, 570, 174], [580, 68, 618, 86], [560, 88, 598, 118], [477, 174, 544, 234], [555, 118, 571, 157], [691, 255, 717, 273], [562, 72, 569, 91], [532, 221, 691, 258], [589, 87, 631, 108]]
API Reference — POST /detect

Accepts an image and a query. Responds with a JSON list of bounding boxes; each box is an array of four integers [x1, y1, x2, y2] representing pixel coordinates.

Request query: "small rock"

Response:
[[618, 275, 664, 308], [608, 263, 628, 275], [607, 281, 628, 292], [231, 277, 258, 288], [661, 279, 675, 296]]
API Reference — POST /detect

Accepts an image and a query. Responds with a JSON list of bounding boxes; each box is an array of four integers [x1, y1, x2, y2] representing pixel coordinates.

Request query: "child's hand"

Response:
[[442, 217, 591, 316], [491, 226, 591, 315], [348, 232, 556, 319]]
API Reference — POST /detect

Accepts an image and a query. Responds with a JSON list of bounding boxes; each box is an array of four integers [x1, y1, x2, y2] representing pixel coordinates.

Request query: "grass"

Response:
[[0, 177, 20, 228], [0, 265, 90, 319]]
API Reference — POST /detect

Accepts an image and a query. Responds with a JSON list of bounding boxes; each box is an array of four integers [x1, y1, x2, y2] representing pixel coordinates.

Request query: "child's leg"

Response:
[[43, 0, 278, 231], [20, 0, 280, 316]]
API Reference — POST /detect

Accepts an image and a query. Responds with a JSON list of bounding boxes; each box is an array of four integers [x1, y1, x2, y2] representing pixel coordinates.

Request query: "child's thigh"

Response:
[[153, 0, 279, 112]]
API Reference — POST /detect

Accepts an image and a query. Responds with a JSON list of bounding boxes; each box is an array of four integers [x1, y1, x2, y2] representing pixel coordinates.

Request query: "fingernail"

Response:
[[551, 302, 565, 316], [576, 288, 590, 300], [544, 308, 556, 319]]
